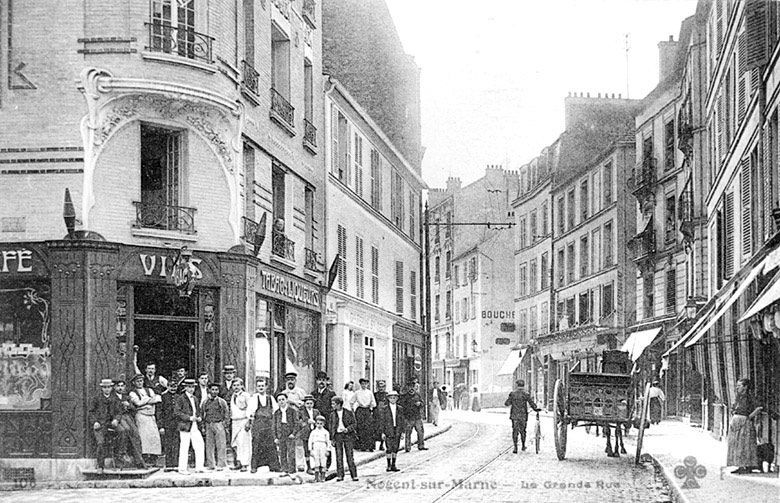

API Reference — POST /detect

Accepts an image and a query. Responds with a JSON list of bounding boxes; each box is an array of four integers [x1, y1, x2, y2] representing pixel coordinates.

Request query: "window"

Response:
[[723, 192, 735, 279], [150, 0, 202, 62], [541, 201, 549, 236], [666, 269, 676, 314], [370, 149, 382, 211], [529, 306, 538, 338], [445, 291, 452, 320], [519, 309, 528, 339], [272, 165, 286, 227], [445, 212, 452, 239], [540, 252, 549, 289], [643, 274, 654, 319], [409, 190, 416, 239], [602, 282, 614, 317], [520, 217, 527, 248], [469, 257, 476, 281], [566, 297, 575, 327], [434, 256, 440, 283], [470, 293, 476, 319], [453, 265, 459, 287], [434, 294, 440, 322], [445, 251, 451, 279], [337, 225, 347, 291], [463, 263, 468, 285], [519, 263, 528, 296], [454, 300, 460, 324], [579, 291, 591, 324], [603, 161, 613, 206], [665, 194, 676, 244], [410, 270, 417, 320], [462, 297, 469, 322], [530, 210, 537, 242], [355, 236, 364, 299], [529, 259, 537, 294], [304, 59, 313, 123], [271, 23, 291, 99], [566, 242, 575, 284], [354, 133, 363, 197], [304, 186, 314, 251], [371, 246, 379, 304], [391, 170, 404, 228], [603, 221, 613, 267], [335, 112, 351, 184], [580, 179, 589, 222], [139, 124, 186, 231], [580, 235, 589, 277], [664, 120, 675, 170], [445, 332, 452, 357], [567, 189, 575, 230], [556, 248, 565, 287], [591, 228, 601, 273], [557, 196, 565, 234], [395, 261, 404, 315], [540, 301, 549, 335]]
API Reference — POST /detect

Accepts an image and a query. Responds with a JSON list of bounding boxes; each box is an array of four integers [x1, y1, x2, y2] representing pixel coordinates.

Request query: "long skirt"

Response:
[[355, 407, 373, 450], [231, 418, 252, 466], [649, 397, 662, 423], [135, 411, 162, 455], [726, 414, 758, 467]]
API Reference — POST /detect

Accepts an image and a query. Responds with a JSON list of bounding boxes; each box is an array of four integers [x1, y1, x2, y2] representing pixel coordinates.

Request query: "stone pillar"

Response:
[[219, 254, 248, 380]]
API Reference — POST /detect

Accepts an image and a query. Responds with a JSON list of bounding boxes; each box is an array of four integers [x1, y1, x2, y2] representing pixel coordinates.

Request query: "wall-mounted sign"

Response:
[[500, 322, 516, 333], [1, 249, 33, 273], [482, 310, 515, 319], [495, 338, 511, 345], [139, 253, 203, 279], [258, 268, 320, 309]]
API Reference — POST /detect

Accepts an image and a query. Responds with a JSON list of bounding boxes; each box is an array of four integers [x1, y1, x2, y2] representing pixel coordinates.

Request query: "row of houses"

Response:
[[0, 0, 428, 480]]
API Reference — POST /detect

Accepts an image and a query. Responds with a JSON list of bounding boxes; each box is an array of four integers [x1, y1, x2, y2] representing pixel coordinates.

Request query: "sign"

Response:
[[1, 249, 33, 273], [495, 337, 511, 345], [413, 354, 422, 372], [482, 310, 515, 319], [258, 267, 320, 309], [139, 253, 203, 279]]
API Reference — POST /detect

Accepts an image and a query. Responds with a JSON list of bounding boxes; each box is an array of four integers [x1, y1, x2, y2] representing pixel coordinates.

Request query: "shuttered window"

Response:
[[370, 149, 382, 211], [737, 30, 747, 124], [395, 261, 404, 315], [746, 0, 768, 71], [356, 236, 364, 299], [741, 158, 752, 260], [410, 270, 417, 321], [354, 133, 363, 198], [337, 225, 347, 291], [371, 246, 379, 304], [666, 269, 676, 314], [331, 105, 339, 176], [724, 192, 735, 279]]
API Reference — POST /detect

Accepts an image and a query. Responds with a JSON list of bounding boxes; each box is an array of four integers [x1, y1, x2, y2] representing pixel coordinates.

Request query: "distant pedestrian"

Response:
[[202, 383, 229, 470], [273, 392, 301, 476], [308, 415, 330, 482], [727, 378, 763, 474], [505, 380, 540, 453], [129, 373, 163, 466], [648, 380, 665, 424], [400, 383, 427, 452], [429, 381, 441, 426], [329, 396, 358, 481], [351, 378, 376, 451], [229, 378, 252, 471], [342, 381, 355, 411], [470, 386, 481, 412], [89, 378, 116, 470], [377, 390, 403, 471]]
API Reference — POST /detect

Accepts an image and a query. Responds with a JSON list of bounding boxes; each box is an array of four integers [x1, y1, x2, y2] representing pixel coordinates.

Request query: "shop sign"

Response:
[[343, 308, 386, 334], [258, 268, 320, 309], [139, 253, 203, 279], [1, 249, 34, 273], [482, 310, 515, 319]]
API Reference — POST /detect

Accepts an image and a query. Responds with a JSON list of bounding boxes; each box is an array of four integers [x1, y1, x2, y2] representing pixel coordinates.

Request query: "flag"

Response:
[[327, 254, 340, 290]]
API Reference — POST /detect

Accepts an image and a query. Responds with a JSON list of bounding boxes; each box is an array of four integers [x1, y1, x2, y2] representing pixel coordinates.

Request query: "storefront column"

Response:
[[219, 255, 248, 379]]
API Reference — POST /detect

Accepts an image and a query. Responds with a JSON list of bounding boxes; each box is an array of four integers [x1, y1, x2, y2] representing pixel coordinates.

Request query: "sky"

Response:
[[384, 0, 698, 189]]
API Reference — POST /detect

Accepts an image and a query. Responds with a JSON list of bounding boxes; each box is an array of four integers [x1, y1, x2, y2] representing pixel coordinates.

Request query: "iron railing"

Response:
[[271, 229, 295, 261], [270, 88, 295, 130], [302, 0, 316, 27], [303, 118, 317, 150], [242, 60, 260, 95], [304, 247, 319, 271], [629, 157, 657, 195], [146, 22, 214, 64], [133, 201, 196, 234], [630, 225, 656, 263]]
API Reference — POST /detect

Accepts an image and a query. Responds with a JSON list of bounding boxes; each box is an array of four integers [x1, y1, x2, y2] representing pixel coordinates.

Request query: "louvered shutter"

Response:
[[741, 159, 752, 259], [345, 124, 352, 186], [371, 246, 379, 304], [356, 236, 364, 299], [395, 261, 404, 315], [337, 225, 347, 291], [746, 0, 768, 71], [716, 95, 724, 161], [724, 192, 734, 278], [331, 105, 339, 175], [737, 31, 747, 123]]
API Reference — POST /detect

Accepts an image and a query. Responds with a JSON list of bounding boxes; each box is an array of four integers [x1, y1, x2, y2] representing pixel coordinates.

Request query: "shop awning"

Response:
[[661, 304, 714, 359], [739, 269, 780, 322], [498, 348, 526, 375], [621, 327, 662, 361]]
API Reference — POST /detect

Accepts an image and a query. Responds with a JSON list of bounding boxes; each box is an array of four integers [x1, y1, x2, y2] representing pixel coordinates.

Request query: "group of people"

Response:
[[89, 364, 431, 481]]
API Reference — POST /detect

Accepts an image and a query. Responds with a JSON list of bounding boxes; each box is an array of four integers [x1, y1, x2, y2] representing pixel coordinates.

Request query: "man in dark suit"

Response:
[[299, 395, 319, 474], [159, 378, 180, 470], [89, 378, 116, 470], [174, 378, 205, 473], [376, 390, 403, 471], [505, 379, 540, 453], [329, 396, 358, 481], [110, 379, 146, 469], [399, 383, 428, 451], [311, 371, 335, 469], [272, 392, 301, 476]]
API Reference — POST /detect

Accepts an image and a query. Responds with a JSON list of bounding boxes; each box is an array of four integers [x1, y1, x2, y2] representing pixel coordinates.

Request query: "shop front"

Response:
[[392, 321, 427, 392]]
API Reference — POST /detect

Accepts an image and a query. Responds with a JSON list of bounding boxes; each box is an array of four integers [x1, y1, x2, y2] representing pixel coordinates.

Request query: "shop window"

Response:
[[134, 284, 197, 317], [0, 280, 51, 410], [285, 306, 318, 389]]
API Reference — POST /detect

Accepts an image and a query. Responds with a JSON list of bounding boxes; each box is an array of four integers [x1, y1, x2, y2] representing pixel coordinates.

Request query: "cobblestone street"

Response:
[[3, 412, 672, 503]]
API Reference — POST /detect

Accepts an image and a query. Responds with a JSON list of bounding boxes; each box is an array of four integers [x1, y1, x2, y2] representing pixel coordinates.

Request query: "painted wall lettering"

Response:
[[1, 249, 33, 273], [259, 270, 320, 308], [139, 253, 202, 279], [481, 310, 515, 319]]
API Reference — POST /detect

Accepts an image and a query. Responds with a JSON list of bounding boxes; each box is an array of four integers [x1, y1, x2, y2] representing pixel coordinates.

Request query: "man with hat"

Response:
[[311, 371, 335, 469], [110, 378, 146, 469], [273, 391, 302, 476], [159, 377, 180, 470], [350, 378, 377, 451], [399, 383, 428, 452], [174, 378, 205, 473], [89, 378, 118, 470], [278, 371, 306, 408], [229, 378, 253, 471], [219, 365, 237, 400], [373, 380, 389, 451], [299, 394, 319, 474], [376, 390, 403, 472], [505, 379, 540, 453]]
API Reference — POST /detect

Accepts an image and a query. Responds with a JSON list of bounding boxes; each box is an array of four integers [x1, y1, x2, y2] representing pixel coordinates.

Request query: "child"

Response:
[[308, 415, 331, 482]]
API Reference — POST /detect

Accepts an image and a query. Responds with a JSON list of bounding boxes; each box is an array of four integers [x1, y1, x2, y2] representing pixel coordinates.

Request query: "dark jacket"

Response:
[[159, 390, 178, 429], [328, 408, 357, 439], [89, 392, 115, 428], [299, 406, 320, 439], [375, 404, 404, 437], [174, 392, 201, 432], [312, 387, 335, 419], [272, 405, 302, 440], [505, 389, 539, 420], [399, 392, 424, 421], [109, 392, 135, 421]]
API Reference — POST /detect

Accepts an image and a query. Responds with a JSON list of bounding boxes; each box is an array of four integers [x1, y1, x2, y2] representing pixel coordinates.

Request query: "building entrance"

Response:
[[134, 319, 197, 380]]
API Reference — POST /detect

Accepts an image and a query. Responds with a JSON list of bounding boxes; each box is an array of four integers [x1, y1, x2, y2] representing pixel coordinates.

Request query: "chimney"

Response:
[[658, 35, 678, 83], [446, 177, 461, 193]]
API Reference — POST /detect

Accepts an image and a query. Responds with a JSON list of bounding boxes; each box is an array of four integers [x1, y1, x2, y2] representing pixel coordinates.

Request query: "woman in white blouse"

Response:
[[341, 381, 355, 411]]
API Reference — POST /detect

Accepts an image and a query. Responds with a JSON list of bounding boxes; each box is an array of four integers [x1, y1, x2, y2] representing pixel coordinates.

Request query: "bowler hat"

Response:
[[99, 378, 114, 387], [113, 378, 126, 385], [303, 395, 315, 403], [275, 391, 288, 399], [316, 371, 328, 379]]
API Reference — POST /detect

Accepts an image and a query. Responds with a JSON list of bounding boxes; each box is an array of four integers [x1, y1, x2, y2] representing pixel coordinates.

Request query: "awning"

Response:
[[661, 303, 714, 358], [621, 327, 662, 361], [498, 348, 526, 375], [739, 269, 780, 322]]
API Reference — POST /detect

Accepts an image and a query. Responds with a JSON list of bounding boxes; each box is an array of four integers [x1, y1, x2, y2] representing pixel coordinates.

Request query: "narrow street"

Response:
[[4, 411, 672, 503]]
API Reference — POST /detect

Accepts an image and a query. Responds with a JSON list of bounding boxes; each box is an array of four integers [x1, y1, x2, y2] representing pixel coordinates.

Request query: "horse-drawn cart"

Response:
[[552, 351, 651, 464]]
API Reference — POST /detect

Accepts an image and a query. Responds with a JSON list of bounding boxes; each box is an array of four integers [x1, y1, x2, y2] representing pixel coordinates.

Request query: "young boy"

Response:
[[308, 415, 331, 482]]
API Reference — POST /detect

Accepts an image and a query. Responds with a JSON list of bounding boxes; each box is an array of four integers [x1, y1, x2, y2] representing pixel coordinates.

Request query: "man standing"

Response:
[[229, 378, 253, 471], [279, 371, 306, 408], [373, 380, 388, 450], [194, 372, 210, 409], [299, 395, 319, 474], [399, 384, 427, 452], [250, 377, 280, 473], [350, 378, 377, 451], [174, 378, 205, 474], [219, 365, 237, 400], [142, 362, 168, 395], [648, 380, 666, 424], [505, 379, 540, 453], [89, 378, 116, 470], [273, 392, 301, 476], [311, 371, 335, 468], [377, 390, 403, 472], [159, 379, 180, 470], [329, 396, 358, 481], [110, 379, 146, 469], [202, 383, 229, 470]]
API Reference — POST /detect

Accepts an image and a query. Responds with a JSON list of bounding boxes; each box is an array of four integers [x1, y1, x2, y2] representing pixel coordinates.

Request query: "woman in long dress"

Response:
[[129, 373, 162, 465], [648, 380, 665, 424], [726, 378, 763, 474], [229, 378, 253, 471]]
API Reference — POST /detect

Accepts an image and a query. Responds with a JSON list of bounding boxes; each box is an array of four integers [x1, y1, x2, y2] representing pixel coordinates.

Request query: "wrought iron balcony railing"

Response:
[[629, 157, 657, 195], [270, 88, 295, 131], [241, 60, 260, 95], [146, 22, 214, 64], [133, 201, 196, 234], [678, 186, 695, 245], [303, 118, 317, 151], [304, 247, 320, 271], [629, 221, 656, 266], [271, 229, 295, 261], [302, 0, 317, 28]]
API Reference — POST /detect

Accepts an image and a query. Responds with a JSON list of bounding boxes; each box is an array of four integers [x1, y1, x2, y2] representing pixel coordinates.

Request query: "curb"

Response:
[[648, 453, 689, 503]]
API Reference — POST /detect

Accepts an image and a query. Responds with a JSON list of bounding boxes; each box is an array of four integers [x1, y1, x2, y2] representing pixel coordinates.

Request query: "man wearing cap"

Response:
[[273, 392, 302, 476], [229, 378, 253, 471], [299, 394, 319, 474], [376, 390, 403, 472], [219, 365, 237, 400], [202, 383, 229, 470], [400, 383, 428, 452], [278, 371, 306, 408], [250, 377, 280, 473], [505, 379, 540, 453], [350, 378, 377, 451], [89, 378, 117, 470], [328, 396, 358, 481], [310, 371, 335, 469], [110, 379, 146, 469], [174, 378, 205, 473], [159, 378, 180, 470]]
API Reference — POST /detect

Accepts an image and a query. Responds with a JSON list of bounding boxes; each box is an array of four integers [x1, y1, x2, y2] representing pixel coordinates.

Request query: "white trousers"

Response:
[[178, 422, 205, 472]]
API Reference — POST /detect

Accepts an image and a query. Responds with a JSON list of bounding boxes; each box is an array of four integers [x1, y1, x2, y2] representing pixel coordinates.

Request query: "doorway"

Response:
[[135, 319, 197, 380]]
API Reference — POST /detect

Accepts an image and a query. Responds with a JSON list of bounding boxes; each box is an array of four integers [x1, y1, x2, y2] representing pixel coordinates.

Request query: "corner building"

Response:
[[0, 0, 325, 479]]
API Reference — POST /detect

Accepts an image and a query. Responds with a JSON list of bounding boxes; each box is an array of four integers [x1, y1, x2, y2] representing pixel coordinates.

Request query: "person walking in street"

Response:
[[308, 415, 330, 482], [329, 396, 358, 481], [250, 377, 281, 473], [89, 378, 117, 471], [505, 379, 540, 453], [647, 380, 666, 425], [350, 378, 377, 451], [229, 378, 253, 471], [400, 383, 428, 452], [299, 394, 320, 474], [429, 381, 442, 426], [470, 386, 482, 412], [377, 389, 403, 472], [111, 379, 147, 469], [129, 373, 163, 466], [202, 383, 229, 470], [174, 378, 205, 474], [159, 379, 180, 470], [273, 392, 301, 477], [727, 378, 763, 474]]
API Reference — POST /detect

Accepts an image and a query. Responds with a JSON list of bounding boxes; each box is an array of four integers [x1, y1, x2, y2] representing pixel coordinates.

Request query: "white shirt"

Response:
[[186, 392, 197, 420], [388, 403, 398, 427], [336, 410, 347, 432], [199, 385, 208, 406], [351, 388, 377, 409], [280, 405, 289, 423]]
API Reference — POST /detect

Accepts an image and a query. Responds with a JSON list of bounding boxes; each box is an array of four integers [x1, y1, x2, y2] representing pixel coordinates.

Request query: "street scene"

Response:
[[0, 0, 779, 503]]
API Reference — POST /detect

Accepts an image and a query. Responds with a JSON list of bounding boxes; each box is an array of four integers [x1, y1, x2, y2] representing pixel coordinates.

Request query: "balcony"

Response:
[[678, 183, 695, 247], [146, 22, 214, 64], [304, 247, 320, 272], [133, 201, 196, 234], [303, 118, 317, 154], [241, 60, 260, 96], [270, 88, 295, 135], [629, 157, 657, 212], [271, 229, 295, 261], [629, 217, 656, 273], [302, 0, 317, 28]]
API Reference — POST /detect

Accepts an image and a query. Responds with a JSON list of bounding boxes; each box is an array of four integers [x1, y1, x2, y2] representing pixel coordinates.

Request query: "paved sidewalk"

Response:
[[0, 422, 451, 491]]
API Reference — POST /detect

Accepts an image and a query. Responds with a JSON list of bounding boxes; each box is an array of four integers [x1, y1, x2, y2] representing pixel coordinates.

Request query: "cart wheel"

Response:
[[553, 379, 567, 460], [635, 382, 651, 465]]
